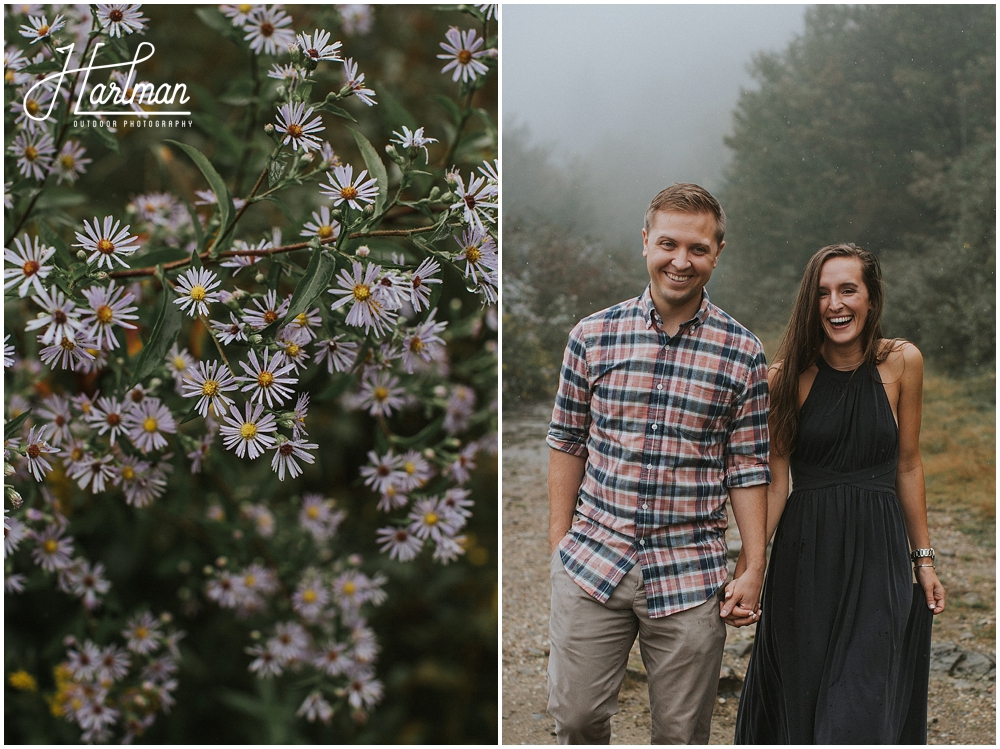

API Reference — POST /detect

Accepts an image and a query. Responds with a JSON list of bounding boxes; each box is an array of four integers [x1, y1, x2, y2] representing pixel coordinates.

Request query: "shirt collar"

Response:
[[641, 286, 711, 332]]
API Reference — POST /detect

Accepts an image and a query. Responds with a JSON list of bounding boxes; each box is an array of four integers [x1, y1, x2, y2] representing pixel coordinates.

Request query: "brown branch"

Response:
[[108, 224, 440, 280]]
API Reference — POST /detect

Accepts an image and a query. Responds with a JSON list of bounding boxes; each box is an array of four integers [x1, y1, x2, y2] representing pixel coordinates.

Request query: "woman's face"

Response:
[[817, 256, 872, 348]]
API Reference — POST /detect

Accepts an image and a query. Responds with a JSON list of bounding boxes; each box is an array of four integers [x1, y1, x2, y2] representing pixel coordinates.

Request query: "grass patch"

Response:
[[921, 371, 995, 527]]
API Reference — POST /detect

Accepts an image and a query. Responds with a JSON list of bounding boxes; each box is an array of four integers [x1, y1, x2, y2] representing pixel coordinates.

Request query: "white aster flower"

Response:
[[314, 335, 357, 373], [243, 289, 290, 330], [271, 437, 318, 481], [39, 333, 97, 372], [401, 311, 447, 374], [73, 216, 142, 270], [274, 101, 325, 152], [165, 343, 196, 388], [320, 163, 378, 210], [376, 526, 423, 562], [173, 266, 222, 317], [358, 370, 405, 418], [291, 574, 329, 620], [297, 28, 342, 62], [300, 205, 340, 242], [3, 335, 14, 368], [21, 425, 59, 480], [123, 611, 161, 654], [246, 642, 283, 677], [9, 130, 55, 180], [338, 4, 373, 35], [237, 347, 298, 408], [244, 6, 295, 56], [95, 5, 146, 37], [451, 172, 497, 233], [390, 126, 437, 161], [181, 360, 239, 418], [19, 13, 66, 43], [437, 27, 489, 83], [455, 226, 498, 293], [86, 396, 130, 445], [328, 261, 397, 336], [64, 558, 111, 610], [346, 669, 383, 710], [52, 139, 91, 185], [68, 452, 117, 493], [26, 287, 84, 344], [79, 281, 140, 350], [220, 401, 278, 459], [220, 4, 257, 26], [4, 233, 55, 297], [210, 311, 250, 345], [123, 397, 176, 453], [297, 691, 333, 723], [343, 58, 376, 105], [32, 524, 74, 572], [408, 497, 461, 544]]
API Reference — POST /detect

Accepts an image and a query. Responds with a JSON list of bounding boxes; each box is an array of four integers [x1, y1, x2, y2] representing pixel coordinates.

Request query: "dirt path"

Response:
[[501, 405, 995, 745]]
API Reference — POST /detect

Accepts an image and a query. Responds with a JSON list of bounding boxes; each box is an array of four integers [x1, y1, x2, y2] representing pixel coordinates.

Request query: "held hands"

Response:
[[915, 565, 946, 614], [720, 567, 764, 627]]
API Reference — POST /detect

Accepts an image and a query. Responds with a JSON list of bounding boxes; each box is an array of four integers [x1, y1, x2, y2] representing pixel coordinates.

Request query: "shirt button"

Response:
[[638, 539, 645, 546], [651, 424, 657, 430], [646, 463, 653, 470], [642, 503, 649, 510], [656, 384, 663, 390]]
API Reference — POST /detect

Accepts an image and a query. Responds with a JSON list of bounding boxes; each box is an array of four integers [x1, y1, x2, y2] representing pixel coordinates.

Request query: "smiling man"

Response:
[[545, 183, 770, 744]]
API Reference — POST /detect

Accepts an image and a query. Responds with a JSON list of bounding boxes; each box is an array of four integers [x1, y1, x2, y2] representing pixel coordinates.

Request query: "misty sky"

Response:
[[503, 5, 808, 194]]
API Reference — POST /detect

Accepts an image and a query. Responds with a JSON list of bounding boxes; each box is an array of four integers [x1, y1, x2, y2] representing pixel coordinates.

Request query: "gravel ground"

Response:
[[501, 404, 995, 745]]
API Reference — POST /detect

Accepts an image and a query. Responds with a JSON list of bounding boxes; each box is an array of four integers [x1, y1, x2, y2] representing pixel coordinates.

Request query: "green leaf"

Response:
[[347, 126, 389, 216], [133, 247, 189, 269], [280, 250, 337, 327], [84, 120, 121, 155], [129, 280, 183, 389], [431, 94, 463, 125], [314, 99, 357, 122], [4, 410, 33, 441], [21, 60, 61, 74], [164, 140, 235, 258], [37, 222, 73, 269], [375, 84, 419, 132], [195, 7, 246, 43], [182, 199, 205, 251]]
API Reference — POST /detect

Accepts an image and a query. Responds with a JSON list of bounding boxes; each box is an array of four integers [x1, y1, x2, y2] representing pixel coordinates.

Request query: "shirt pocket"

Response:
[[671, 378, 732, 450]]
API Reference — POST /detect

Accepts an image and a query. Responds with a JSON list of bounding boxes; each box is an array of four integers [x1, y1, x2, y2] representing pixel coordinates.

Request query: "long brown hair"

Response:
[[770, 243, 895, 456]]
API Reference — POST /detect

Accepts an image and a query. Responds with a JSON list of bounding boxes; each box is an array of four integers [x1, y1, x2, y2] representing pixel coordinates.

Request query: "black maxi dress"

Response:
[[735, 356, 933, 744]]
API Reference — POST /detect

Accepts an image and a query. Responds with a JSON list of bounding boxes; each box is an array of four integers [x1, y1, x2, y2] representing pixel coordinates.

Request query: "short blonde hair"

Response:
[[644, 183, 726, 245]]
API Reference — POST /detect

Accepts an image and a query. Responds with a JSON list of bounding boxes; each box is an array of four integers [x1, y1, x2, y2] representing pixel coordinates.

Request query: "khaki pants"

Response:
[[547, 552, 727, 744]]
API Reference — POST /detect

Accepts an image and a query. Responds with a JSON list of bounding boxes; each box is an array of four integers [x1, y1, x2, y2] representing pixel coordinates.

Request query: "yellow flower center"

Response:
[[96, 305, 113, 323], [122, 466, 135, 480], [240, 422, 258, 439], [318, 224, 334, 239], [201, 379, 219, 396], [135, 626, 148, 640], [409, 337, 424, 353], [143, 416, 158, 432], [342, 581, 356, 595], [43, 539, 58, 553], [37, 25, 49, 37], [287, 123, 303, 139], [306, 505, 320, 519], [239, 4, 251, 11], [302, 589, 317, 603], [60, 154, 75, 169], [60, 337, 76, 351], [352, 284, 370, 302], [458, 49, 473, 65], [244, 574, 257, 587], [404, 461, 416, 475], [257, 371, 274, 388], [26, 99, 40, 116], [22, 259, 39, 277], [295, 312, 309, 326], [189, 285, 206, 302], [424, 512, 439, 525], [97, 238, 115, 255], [173, 357, 187, 370], [340, 185, 358, 201], [373, 386, 389, 402], [464, 245, 482, 263], [285, 343, 300, 357], [24, 146, 38, 161]]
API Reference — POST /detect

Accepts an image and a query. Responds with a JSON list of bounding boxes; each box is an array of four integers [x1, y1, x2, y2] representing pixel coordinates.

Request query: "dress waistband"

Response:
[[790, 459, 897, 494]]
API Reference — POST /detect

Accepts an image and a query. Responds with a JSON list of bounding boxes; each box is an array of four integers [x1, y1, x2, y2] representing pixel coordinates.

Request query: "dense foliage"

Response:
[[714, 4, 995, 371], [4, 4, 497, 743]]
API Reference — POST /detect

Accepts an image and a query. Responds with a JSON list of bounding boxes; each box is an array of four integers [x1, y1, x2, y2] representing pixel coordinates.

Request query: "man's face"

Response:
[[642, 210, 723, 318]]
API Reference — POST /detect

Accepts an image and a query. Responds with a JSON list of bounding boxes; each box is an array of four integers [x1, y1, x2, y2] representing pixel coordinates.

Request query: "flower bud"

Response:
[[4, 462, 15, 477], [250, 334, 263, 345], [6, 487, 22, 508], [356, 245, 370, 258], [423, 447, 435, 459], [76, 250, 87, 260], [202, 565, 214, 576], [254, 272, 266, 284], [433, 385, 448, 398], [149, 377, 162, 389], [264, 123, 274, 135], [215, 556, 227, 567], [301, 151, 314, 163], [348, 553, 362, 566]]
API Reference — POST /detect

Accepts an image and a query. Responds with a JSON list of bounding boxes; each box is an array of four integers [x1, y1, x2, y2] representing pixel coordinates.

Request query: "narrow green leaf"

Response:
[[84, 120, 121, 155], [430, 94, 463, 125], [163, 139, 234, 257], [129, 281, 183, 388], [182, 199, 205, 251], [21, 60, 61, 74], [314, 100, 357, 122], [4, 410, 33, 441], [374, 84, 419, 132], [37, 222, 73, 269], [281, 250, 337, 327], [347, 126, 389, 216]]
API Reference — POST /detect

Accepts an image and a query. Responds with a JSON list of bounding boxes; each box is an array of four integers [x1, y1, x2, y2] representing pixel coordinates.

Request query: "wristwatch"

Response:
[[910, 548, 935, 563]]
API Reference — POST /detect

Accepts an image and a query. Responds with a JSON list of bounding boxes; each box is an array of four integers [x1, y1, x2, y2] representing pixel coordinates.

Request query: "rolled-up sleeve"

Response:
[[546, 323, 591, 457], [723, 348, 771, 488]]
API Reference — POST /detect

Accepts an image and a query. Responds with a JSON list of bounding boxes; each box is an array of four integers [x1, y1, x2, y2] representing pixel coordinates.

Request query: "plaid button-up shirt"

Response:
[[547, 287, 770, 618]]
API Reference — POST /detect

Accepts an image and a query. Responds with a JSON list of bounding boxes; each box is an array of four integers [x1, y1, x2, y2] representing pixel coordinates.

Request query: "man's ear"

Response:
[[713, 240, 725, 267], [641, 228, 648, 257]]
